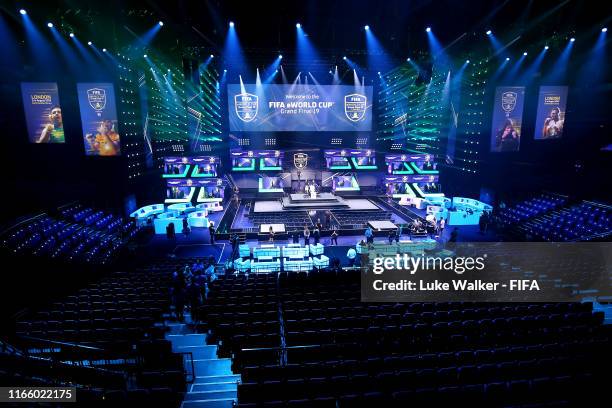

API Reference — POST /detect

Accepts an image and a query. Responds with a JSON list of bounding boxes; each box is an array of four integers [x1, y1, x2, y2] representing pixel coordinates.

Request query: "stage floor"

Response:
[[254, 198, 379, 213]]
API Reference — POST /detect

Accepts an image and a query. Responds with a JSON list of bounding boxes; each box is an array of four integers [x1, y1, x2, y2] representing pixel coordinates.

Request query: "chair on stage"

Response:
[[284, 257, 313, 272], [282, 245, 309, 258], [313, 255, 330, 270], [309, 243, 324, 256], [251, 258, 281, 274], [234, 258, 251, 273], [253, 245, 281, 259], [239, 244, 251, 258]]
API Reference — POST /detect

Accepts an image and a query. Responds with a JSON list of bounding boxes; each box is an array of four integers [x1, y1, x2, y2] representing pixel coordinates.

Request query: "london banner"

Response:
[[228, 84, 373, 132], [534, 86, 568, 140], [77, 83, 121, 156], [20, 82, 65, 143]]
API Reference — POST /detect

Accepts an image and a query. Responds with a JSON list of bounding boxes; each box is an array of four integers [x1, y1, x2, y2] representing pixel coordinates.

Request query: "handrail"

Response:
[[176, 351, 196, 384]]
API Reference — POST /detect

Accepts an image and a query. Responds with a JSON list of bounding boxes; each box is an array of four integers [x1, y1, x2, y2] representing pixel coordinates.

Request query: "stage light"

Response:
[[364, 25, 370, 30], [210, 54, 214, 58], [296, 23, 301, 28], [102, 48, 107, 52], [523, 52, 528, 56], [279, 54, 283, 59], [406, 57, 411, 61], [229, 21, 234, 27], [377, 71, 380, 75], [47, 22, 53, 28], [69, 33, 75, 38], [87, 41, 92, 45], [506, 57, 510, 61], [19, 9, 27, 15], [465, 59, 470, 64], [486, 30, 492, 35], [426, 27, 431, 32], [602, 27, 608, 33], [343, 56, 347, 60], [544, 45, 549, 50], [570, 37, 575, 42], [158, 21, 164, 26], [143, 54, 148, 58], [223, 69, 227, 72]]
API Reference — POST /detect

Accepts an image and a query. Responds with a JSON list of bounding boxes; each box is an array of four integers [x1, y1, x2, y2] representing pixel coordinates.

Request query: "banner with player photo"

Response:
[[20, 82, 65, 143], [490, 86, 525, 152], [77, 83, 121, 156], [534, 86, 568, 140]]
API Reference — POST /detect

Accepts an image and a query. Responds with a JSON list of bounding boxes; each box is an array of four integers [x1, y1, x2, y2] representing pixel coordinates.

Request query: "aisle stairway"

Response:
[[164, 314, 240, 408]]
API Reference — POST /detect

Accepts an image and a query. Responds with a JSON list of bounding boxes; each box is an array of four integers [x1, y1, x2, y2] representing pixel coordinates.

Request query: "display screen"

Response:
[[166, 186, 192, 200], [326, 157, 350, 169], [333, 175, 359, 191], [534, 86, 568, 140], [77, 83, 121, 156], [21, 82, 64, 143], [259, 176, 284, 192], [490, 86, 525, 152], [228, 84, 373, 132], [232, 157, 256, 171]]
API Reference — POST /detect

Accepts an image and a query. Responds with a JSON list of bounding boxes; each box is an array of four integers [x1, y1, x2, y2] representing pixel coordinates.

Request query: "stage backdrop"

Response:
[[20, 82, 65, 143], [490, 86, 525, 153], [77, 83, 121, 156], [227, 84, 373, 132], [534, 86, 568, 140]]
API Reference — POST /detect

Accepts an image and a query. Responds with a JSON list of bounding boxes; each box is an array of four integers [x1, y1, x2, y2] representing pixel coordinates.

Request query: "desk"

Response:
[[260, 224, 286, 233], [368, 220, 397, 231]]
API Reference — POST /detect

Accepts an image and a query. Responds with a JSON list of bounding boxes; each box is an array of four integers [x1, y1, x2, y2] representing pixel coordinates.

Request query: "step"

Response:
[[195, 374, 241, 384], [175, 345, 218, 359], [184, 390, 237, 401], [181, 398, 235, 408], [193, 358, 232, 376], [191, 382, 237, 393], [165, 333, 206, 348], [166, 323, 191, 335]]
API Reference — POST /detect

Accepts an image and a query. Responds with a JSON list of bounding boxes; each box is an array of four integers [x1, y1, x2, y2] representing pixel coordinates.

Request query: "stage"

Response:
[[253, 197, 379, 212]]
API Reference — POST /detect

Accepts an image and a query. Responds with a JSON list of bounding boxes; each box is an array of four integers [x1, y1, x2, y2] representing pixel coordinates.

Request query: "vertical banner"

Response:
[[490, 86, 525, 152], [20, 82, 65, 143], [534, 86, 568, 140], [77, 83, 121, 156]]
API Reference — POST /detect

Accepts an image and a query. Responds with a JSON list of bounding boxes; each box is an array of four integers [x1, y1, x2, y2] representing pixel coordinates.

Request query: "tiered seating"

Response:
[[331, 210, 393, 229], [517, 201, 611, 241], [202, 271, 609, 407], [248, 211, 312, 231], [497, 193, 567, 226], [1, 207, 139, 264], [9, 262, 188, 406], [202, 274, 281, 357]]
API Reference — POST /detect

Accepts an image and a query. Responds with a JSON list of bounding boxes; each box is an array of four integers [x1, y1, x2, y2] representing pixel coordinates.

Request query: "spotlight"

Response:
[[465, 59, 470, 64], [523, 52, 528, 56], [158, 21, 164, 26], [275, 69, 278, 73], [210, 54, 214, 58], [229, 21, 234, 27], [505, 57, 510, 61], [47, 22, 53, 28], [143, 54, 148, 58], [279, 54, 283, 59], [102, 48, 107, 52], [544, 45, 549, 50], [364, 25, 370, 30], [377, 71, 380, 75], [406, 57, 411, 62], [296, 23, 301, 28], [570, 37, 575, 42], [87, 41, 92, 46], [19, 9, 27, 15], [69, 33, 75, 38], [425, 27, 431, 32], [602, 27, 608, 33], [343, 56, 347, 60], [168, 69, 171, 72], [486, 30, 492, 35], [223, 69, 227, 72]]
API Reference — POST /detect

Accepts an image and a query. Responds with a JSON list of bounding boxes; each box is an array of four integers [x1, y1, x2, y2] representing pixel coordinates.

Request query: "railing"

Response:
[[176, 351, 196, 384]]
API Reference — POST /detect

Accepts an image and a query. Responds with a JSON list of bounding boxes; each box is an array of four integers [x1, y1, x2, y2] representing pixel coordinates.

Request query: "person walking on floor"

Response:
[[330, 227, 339, 246], [304, 225, 311, 246], [208, 221, 216, 245], [365, 226, 374, 244]]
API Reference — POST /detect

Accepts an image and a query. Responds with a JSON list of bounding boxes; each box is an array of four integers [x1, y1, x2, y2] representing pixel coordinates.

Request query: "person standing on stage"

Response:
[[388, 229, 395, 245], [313, 226, 321, 245], [331, 227, 339, 245], [439, 217, 446, 238], [325, 211, 332, 229], [365, 226, 374, 244], [316, 218, 323, 232], [304, 226, 311, 246], [268, 226, 275, 242], [208, 221, 216, 245], [396, 225, 402, 243], [182, 218, 190, 238]]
